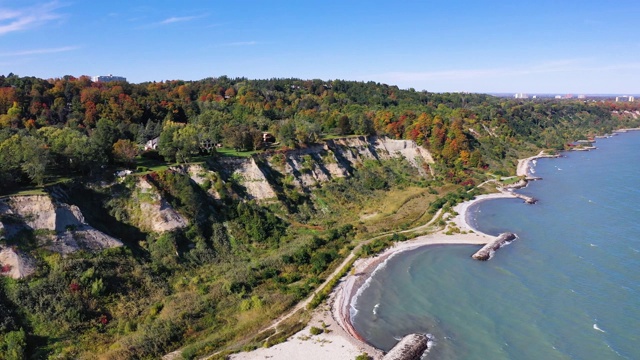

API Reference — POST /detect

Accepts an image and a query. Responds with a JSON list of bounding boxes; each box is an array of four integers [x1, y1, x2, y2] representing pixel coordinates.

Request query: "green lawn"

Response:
[[321, 134, 365, 140], [500, 176, 523, 185], [215, 147, 261, 157], [0, 176, 72, 198]]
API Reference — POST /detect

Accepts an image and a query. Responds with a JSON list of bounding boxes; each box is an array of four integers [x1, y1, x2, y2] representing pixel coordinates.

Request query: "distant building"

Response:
[[514, 93, 529, 99], [577, 95, 586, 99], [616, 96, 635, 102], [144, 137, 159, 151], [92, 74, 127, 83], [555, 95, 562, 99]]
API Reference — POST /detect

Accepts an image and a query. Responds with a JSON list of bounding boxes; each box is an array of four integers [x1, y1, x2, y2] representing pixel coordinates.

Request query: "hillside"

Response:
[[1, 75, 640, 359]]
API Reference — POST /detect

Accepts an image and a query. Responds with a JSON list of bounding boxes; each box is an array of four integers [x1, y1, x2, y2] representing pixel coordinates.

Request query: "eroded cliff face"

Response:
[[0, 137, 433, 279], [0, 194, 123, 279], [187, 136, 434, 201], [132, 178, 189, 233]]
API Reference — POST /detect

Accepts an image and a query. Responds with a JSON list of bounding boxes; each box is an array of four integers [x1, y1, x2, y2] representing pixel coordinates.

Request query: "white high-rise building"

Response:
[[92, 74, 127, 83]]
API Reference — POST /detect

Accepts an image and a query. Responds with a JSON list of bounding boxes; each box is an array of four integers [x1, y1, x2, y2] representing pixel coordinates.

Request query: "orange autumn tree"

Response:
[[112, 139, 138, 165]]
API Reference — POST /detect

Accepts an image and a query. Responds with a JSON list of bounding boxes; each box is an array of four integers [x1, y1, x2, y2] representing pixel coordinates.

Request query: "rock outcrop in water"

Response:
[[472, 232, 517, 260], [383, 333, 430, 360]]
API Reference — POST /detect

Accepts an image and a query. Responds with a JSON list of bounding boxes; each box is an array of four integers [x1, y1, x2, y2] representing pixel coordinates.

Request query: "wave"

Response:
[[373, 303, 380, 315], [593, 324, 606, 333], [350, 252, 399, 318], [420, 334, 436, 359], [606, 342, 630, 359]]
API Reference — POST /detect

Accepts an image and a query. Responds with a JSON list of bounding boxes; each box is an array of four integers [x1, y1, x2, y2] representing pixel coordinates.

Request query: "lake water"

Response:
[[351, 131, 640, 359]]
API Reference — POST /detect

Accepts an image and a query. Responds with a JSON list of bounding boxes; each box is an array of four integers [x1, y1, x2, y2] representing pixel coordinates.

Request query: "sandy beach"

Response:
[[231, 191, 516, 359], [516, 151, 560, 177], [230, 146, 600, 360]]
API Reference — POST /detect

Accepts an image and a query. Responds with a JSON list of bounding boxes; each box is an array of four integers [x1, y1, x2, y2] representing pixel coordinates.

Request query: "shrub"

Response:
[[309, 326, 323, 335]]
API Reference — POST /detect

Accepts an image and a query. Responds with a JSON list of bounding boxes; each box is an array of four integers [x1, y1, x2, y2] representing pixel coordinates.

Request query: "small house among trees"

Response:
[[144, 137, 159, 151]]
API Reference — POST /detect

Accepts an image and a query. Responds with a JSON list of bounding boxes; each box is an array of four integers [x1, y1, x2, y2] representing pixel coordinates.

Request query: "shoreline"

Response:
[[516, 151, 560, 177], [232, 129, 640, 359], [229, 192, 512, 360], [335, 192, 513, 357]]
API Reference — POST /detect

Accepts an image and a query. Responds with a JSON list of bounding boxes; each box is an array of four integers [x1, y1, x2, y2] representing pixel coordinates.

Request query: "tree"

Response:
[[173, 124, 200, 163], [113, 139, 139, 165], [91, 118, 119, 162], [158, 121, 182, 162], [1, 328, 26, 360], [337, 115, 352, 135], [20, 136, 50, 186], [0, 134, 23, 189], [222, 124, 258, 151]]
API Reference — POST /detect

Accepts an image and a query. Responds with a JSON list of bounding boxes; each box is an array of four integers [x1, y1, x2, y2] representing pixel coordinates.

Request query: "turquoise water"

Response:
[[351, 131, 640, 359]]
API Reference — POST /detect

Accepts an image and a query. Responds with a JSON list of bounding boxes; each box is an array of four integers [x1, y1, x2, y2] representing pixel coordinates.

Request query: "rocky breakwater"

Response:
[[472, 232, 517, 260], [383, 333, 431, 360]]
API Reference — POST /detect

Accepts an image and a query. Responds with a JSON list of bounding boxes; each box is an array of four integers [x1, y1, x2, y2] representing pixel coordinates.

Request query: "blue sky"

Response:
[[0, 0, 638, 94]]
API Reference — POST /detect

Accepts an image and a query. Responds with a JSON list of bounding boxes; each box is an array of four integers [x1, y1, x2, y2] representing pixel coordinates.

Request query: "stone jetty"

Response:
[[383, 333, 430, 360], [513, 193, 537, 204], [472, 232, 517, 260]]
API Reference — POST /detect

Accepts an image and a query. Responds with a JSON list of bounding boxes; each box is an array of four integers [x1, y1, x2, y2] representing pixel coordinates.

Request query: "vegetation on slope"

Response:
[[1, 74, 640, 359]]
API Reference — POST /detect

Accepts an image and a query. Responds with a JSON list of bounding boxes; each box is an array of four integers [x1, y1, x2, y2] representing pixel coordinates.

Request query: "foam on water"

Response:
[[350, 252, 399, 318]]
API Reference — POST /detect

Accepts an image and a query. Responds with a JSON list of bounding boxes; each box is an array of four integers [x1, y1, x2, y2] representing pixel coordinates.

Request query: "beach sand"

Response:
[[231, 191, 514, 359]]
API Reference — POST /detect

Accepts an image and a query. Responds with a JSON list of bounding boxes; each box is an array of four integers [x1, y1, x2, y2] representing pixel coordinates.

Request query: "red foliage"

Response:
[[1, 264, 12, 273], [99, 315, 109, 325], [69, 282, 81, 293], [460, 179, 475, 187]]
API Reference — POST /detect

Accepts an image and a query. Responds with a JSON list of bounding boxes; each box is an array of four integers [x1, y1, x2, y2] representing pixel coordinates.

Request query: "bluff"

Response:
[[185, 136, 434, 202], [0, 193, 122, 279]]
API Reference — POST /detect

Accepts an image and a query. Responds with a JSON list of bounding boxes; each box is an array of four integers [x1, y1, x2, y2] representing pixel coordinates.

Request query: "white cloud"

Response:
[[0, 45, 79, 57], [158, 14, 209, 25], [221, 41, 258, 47], [0, 1, 64, 36]]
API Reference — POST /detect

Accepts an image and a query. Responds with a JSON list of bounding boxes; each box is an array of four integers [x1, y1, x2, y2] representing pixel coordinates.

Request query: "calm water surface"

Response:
[[351, 131, 640, 359]]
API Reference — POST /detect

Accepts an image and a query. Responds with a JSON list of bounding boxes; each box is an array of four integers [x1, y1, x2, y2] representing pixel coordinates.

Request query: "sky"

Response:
[[0, 0, 639, 94]]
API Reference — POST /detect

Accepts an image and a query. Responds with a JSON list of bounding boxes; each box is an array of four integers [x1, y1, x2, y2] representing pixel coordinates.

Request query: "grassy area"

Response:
[[216, 148, 262, 158], [500, 176, 523, 185], [359, 186, 442, 234], [321, 134, 364, 140], [0, 176, 72, 198]]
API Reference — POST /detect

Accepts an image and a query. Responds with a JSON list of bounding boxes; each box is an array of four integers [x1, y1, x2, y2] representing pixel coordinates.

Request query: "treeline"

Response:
[[2, 74, 639, 191]]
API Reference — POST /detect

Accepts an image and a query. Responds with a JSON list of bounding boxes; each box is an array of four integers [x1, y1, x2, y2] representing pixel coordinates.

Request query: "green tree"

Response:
[[173, 124, 200, 163], [91, 118, 119, 162], [1, 328, 26, 360], [20, 136, 50, 185]]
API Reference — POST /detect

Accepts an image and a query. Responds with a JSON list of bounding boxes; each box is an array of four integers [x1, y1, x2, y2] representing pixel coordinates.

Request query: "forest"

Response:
[[2, 73, 639, 190], [1, 74, 639, 359]]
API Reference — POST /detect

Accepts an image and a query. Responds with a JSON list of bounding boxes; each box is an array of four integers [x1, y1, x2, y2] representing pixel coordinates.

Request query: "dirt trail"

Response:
[[189, 209, 445, 360]]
